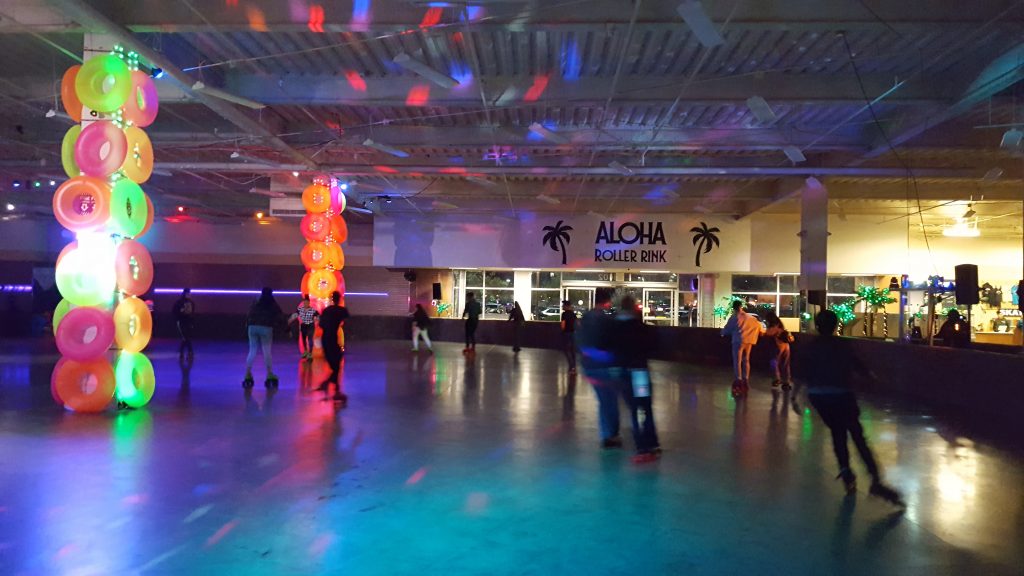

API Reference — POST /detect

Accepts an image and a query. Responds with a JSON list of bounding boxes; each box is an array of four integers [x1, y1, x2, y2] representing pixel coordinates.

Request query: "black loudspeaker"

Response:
[[954, 264, 979, 305], [804, 289, 826, 307], [403, 270, 417, 282], [432, 282, 442, 300]]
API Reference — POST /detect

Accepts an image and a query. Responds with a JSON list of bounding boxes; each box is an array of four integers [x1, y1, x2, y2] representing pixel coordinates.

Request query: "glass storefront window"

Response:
[[532, 271, 561, 289], [778, 295, 797, 318], [562, 271, 614, 282], [732, 274, 776, 292], [624, 272, 677, 283], [485, 271, 514, 288], [532, 291, 562, 321], [465, 270, 484, 288], [777, 275, 799, 293], [827, 276, 856, 294], [483, 290, 514, 318], [678, 274, 699, 292]]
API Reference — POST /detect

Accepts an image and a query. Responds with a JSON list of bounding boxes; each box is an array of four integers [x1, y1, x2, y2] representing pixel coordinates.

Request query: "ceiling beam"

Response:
[[45, 0, 320, 170], [733, 178, 808, 220]]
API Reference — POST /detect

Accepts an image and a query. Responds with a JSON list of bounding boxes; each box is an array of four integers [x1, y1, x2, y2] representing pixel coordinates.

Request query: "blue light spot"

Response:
[[562, 38, 581, 81]]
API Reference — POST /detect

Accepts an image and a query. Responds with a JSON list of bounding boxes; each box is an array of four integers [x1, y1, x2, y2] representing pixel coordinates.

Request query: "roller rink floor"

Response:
[[0, 339, 1022, 575]]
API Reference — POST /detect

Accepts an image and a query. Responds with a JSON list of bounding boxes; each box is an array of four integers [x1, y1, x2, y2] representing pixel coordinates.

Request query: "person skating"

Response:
[[411, 303, 433, 353], [720, 299, 764, 397], [316, 291, 350, 403], [508, 301, 526, 352], [296, 295, 319, 360], [243, 287, 284, 388], [763, 311, 793, 390], [172, 288, 195, 359], [462, 292, 482, 355], [613, 295, 661, 463], [802, 310, 905, 507], [577, 288, 622, 449], [560, 300, 577, 374]]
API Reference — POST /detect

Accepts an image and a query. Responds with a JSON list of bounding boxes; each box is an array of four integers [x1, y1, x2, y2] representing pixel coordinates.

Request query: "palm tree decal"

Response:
[[542, 220, 573, 265], [690, 222, 720, 267]]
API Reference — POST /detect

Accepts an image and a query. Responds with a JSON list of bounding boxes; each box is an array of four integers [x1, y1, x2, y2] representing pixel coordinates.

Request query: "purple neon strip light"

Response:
[[153, 288, 389, 297], [0, 284, 32, 293]]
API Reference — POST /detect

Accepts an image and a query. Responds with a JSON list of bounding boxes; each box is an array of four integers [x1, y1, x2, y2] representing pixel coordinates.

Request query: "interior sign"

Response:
[[594, 221, 667, 263]]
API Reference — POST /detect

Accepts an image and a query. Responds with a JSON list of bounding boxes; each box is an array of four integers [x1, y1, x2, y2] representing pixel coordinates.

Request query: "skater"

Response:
[[803, 310, 904, 507], [172, 288, 195, 358], [508, 301, 526, 352], [577, 288, 622, 448], [411, 303, 433, 353], [560, 300, 577, 374], [243, 287, 284, 388], [937, 309, 970, 348], [316, 291, 350, 401], [462, 291, 482, 354], [613, 295, 661, 463], [720, 299, 764, 396], [297, 295, 319, 360], [763, 311, 793, 389]]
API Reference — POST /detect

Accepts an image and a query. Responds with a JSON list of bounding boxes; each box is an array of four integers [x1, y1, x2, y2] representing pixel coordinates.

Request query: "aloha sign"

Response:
[[592, 220, 669, 263]]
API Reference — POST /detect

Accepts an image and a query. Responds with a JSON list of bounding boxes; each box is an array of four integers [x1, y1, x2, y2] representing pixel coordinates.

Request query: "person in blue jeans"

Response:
[[576, 288, 622, 448], [613, 295, 661, 462], [243, 287, 284, 388]]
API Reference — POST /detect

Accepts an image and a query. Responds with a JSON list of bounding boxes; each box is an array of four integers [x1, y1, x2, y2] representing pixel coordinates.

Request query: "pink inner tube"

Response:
[[301, 213, 330, 242], [74, 121, 128, 178], [115, 239, 154, 296], [123, 71, 159, 128], [56, 306, 115, 361]]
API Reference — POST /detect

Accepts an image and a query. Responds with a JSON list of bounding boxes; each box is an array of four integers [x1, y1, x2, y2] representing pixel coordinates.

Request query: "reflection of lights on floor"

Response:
[[205, 519, 239, 548], [406, 466, 429, 486], [464, 492, 490, 514], [184, 504, 213, 524], [308, 532, 336, 557]]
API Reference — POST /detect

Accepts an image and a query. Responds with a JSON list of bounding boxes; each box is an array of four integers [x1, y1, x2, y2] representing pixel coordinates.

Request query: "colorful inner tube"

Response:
[[60, 65, 83, 122], [55, 306, 116, 361], [307, 269, 338, 299], [55, 247, 116, 307], [113, 297, 152, 353], [301, 213, 330, 242], [299, 271, 310, 297], [61, 125, 82, 178], [324, 243, 345, 271], [109, 179, 148, 238], [329, 215, 348, 244], [300, 241, 330, 270], [301, 184, 331, 213], [137, 195, 155, 239], [52, 176, 111, 232], [120, 126, 154, 184], [115, 239, 154, 296], [74, 54, 131, 113], [52, 357, 116, 413], [122, 70, 159, 127], [52, 298, 73, 336], [115, 352, 155, 408], [74, 121, 128, 178], [330, 183, 347, 213]]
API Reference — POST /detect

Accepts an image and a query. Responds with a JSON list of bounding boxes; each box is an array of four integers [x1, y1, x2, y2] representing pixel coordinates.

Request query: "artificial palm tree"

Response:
[[689, 222, 720, 267], [542, 220, 573, 265]]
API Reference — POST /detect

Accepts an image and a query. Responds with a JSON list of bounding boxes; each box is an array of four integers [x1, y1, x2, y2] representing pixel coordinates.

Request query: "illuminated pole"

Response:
[[300, 176, 348, 345]]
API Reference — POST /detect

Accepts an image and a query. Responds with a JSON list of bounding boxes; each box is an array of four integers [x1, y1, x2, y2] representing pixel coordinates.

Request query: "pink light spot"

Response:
[[225, 0, 238, 6], [523, 74, 550, 102], [420, 7, 442, 28], [440, 167, 467, 174], [205, 520, 239, 548], [406, 84, 430, 106], [308, 532, 336, 556], [464, 492, 490, 514], [122, 493, 148, 506], [345, 70, 367, 92], [453, 32, 464, 44], [308, 5, 325, 33], [405, 467, 429, 485], [374, 165, 398, 174], [55, 543, 78, 560]]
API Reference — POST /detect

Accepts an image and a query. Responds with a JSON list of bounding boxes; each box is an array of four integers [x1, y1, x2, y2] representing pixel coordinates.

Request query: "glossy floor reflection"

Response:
[[0, 340, 1022, 575]]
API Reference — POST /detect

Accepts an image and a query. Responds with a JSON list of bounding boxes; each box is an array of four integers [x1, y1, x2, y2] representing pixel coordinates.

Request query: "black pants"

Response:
[[322, 338, 344, 384], [620, 369, 660, 453], [809, 392, 879, 481], [177, 320, 194, 356], [300, 323, 315, 354], [562, 332, 576, 368], [512, 322, 522, 351], [465, 319, 478, 349]]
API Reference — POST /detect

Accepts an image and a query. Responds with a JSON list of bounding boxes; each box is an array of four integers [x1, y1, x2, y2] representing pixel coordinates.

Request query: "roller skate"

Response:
[[242, 372, 255, 389], [730, 379, 747, 398], [869, 482, 906, 508], [631, 451, 660, 464], [781, 381, 793, 391], [771, 379, 781, 389], [265, 373, 279, 389], [837, 469, 857, 495]]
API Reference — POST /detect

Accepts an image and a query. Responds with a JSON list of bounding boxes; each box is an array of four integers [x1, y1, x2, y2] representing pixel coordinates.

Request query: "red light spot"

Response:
[[205, 520, 239, 548], [405, 467, 429, 485], [344, 70, 367, 92], [246, 6, 268, 31], [523, 74, 550, 102], [406, 84, 430, 106], [453, 31, 464, 44], [308, 5, 325, 33], [440, 167, 466, 174], [408, 171, 424, 177], [420, 7, 442, 28], [225, 0, 238, 6], [374, 165, 398, 174]]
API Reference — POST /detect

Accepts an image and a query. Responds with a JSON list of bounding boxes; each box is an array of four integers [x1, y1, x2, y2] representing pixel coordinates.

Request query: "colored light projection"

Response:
[[52, 45, 159, 412], [300, 177, 348, 348]]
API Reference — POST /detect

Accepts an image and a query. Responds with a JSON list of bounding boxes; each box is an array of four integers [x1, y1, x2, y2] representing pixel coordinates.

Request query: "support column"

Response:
[[799, 177, 829, 319]]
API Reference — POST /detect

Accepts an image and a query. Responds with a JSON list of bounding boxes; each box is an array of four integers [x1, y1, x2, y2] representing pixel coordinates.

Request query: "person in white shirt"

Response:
[[720, 300, 764, 394]]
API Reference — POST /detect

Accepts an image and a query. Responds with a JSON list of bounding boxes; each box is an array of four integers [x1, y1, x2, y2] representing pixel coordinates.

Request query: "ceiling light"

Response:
[[45, 109, 56, 118], [393, 52, 460, 89], [782, 146, 806, 164], [150, 67, 164, 79], [292, 171, 300, 177], [676, 1, 725, 48], [12, 180, 21, 188], [255, 211, 265, 219], [363, 138, 410, 158], [943, 218, 980, 238], [999, 129, 1023, 149], [528, 122, 568, 144], [192, 81, 266, 110], [536, 194, 560, 204], [608, 161, 633, 176], [230, 151, 240, 159], [383, 195, 393, 204], [339, 183, 349, 191], [745, 96, 777, 123], [5, 203, 14, 211], [177, 206, 186, 213], [48, 180, 56, 186]]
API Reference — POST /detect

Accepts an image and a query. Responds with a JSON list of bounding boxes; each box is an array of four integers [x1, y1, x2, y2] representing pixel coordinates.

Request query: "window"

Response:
[[732, 275, 776, 292], [731, 275, 796, 320], [678, 274, 699, 326], [463, 271, 511, 318], [485, 271, 514, 288], [562, 271, 613, 282], [624, 272, 677, 283], [531, 272, 561, 321], [827, 276, 856, 294], [532, 271, 560, 289]]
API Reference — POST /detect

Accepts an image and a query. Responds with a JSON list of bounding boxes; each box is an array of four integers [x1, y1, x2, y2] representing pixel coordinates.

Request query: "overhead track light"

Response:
[[192, 81, 266, 110], [982, 167, 1003, 181], [782, 146, 806, 164], [528, 123, 568, 144], [362, 138, 410, 158], [393, 53, 460, 89], [999, 128, 1022, 149], [608, 161, 634, 176], [676, 1, 725, 48], [745, 96, 777, 124]]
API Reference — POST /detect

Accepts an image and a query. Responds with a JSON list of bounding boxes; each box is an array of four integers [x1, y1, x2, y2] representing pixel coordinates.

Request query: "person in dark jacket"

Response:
[[801, 310, 904, 507], [560, 300, 577, 374], [508, 301, 526, 352], [316, 291, 350, 402], [936, 309, 970, 348], [462, 292, 482, 354], [244, 287, 284, 388], [613, 295, 661, 462], [576, 288, 621, 448], [411, 303, 433, 353], [172, 288, 195, 359]]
